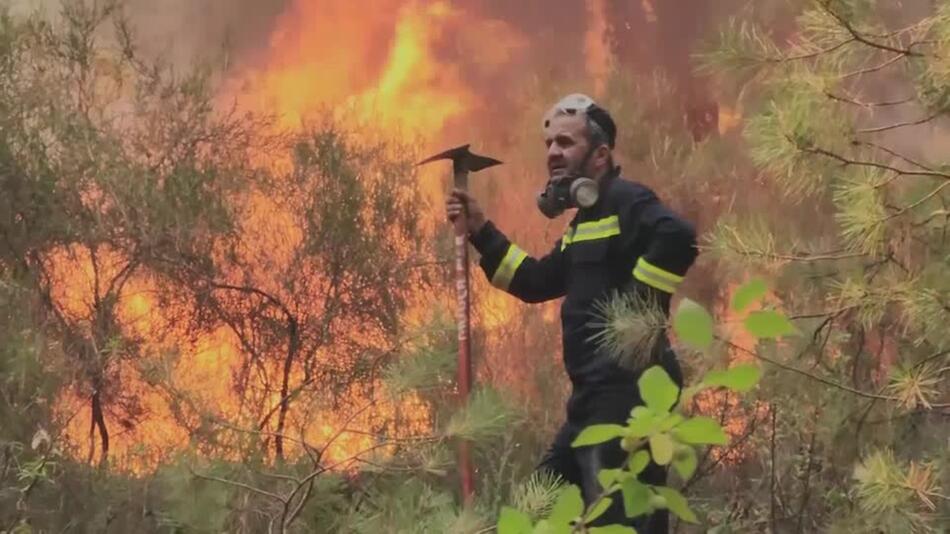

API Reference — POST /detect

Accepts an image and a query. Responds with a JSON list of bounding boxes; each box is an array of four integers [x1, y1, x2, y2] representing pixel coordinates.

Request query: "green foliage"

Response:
[[445, 388, 520, 443], [833, 169, 890, 255], [700, 1, 950, 531], [511, 470, 565, 521], [154, 462, 235, 532], [700, 364, 762, 393], [743, 310, 798, 339], [500, 297, 776, 531], [383, 345, 456, 396], [730, 278, 768, 312], [846, 450, 943, 533], [588, 292, 667, 369], [672, 298, 714, 350], [346, 478, 487, 534]]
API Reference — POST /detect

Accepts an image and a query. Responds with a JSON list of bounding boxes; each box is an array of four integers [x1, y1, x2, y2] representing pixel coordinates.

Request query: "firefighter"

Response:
[[445, 93, 698, 531]]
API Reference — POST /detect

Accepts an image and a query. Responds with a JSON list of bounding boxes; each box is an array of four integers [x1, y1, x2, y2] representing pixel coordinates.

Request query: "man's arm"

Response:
[[446, 189, 566, 303], [616, 187, 698, 312], [469, 221, 566, 303]]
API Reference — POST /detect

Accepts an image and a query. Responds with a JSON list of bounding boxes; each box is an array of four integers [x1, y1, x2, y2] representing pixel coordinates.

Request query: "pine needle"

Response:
[[885, 362, 943, 411], [586, 291, 667, 371], [511, 470, 564, 521], [445, 388, 520, 443]]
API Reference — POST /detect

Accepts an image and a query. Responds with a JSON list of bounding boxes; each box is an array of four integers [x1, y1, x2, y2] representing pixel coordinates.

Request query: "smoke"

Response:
[[4, 0, 290, 69]]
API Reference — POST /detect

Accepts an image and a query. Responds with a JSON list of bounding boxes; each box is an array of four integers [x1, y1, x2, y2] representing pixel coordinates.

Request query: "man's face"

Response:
[[544, 113, 593, 180]]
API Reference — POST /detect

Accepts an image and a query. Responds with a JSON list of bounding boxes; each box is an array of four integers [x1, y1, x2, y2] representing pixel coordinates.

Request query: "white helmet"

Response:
[[542, 93, 597, 129]]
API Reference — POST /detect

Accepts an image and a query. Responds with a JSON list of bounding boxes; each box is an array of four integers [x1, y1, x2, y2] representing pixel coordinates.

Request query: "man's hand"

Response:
[[445, 189, 486, 235]]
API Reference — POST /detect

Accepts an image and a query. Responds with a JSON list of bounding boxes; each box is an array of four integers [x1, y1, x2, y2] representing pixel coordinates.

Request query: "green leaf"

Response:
[[549, 485, 584, 526], [630, 406, 651, 418], [627, 410, 659, 438], [649, 433, 674, 465], [731, 278, 768, 312], [673, 417, 729, 445], [703, 364, 762, 392], [532, 519, 571, 534], [673, 298, 714, 349], [585, 497, 612, 524], [672, 446, 698, 479], [590, 526, 638, 533], [621, 478, 651, 518], [638, 366, 680, 413], [598, 468, 623, 489], [629, 450, 651, 475], [498, 507, 533, 534], [655, 487, 698, 523], [659, 413, 685, 432], [572, 424, 626, 447], [744, 310, 797, 339]]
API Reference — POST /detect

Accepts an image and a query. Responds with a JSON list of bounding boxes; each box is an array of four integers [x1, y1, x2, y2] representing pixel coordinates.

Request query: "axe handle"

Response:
[[453, 170, 475, 504]]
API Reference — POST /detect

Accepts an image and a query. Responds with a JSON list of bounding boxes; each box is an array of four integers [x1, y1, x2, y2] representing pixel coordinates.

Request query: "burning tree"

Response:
[[0, 1, 269, 469]]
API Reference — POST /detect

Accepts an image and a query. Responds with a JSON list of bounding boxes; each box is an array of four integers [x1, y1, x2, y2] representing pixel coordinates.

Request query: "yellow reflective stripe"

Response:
[[491, 244, 528, 290], [632, 258, 683, 294], [561, 215, 620, 249], [633, 267, 677, 293], [561, 227, 575, 251], [636, 257, 684, 284]]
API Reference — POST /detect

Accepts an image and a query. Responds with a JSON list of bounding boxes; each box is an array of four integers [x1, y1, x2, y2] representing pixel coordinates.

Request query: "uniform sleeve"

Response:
[[469, 221, 566, 303], [616, 188, 698, 310]]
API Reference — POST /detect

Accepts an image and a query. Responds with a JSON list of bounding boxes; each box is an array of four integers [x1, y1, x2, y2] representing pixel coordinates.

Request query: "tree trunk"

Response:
[[275, 320, 299, 461], [90, 388, 109, 468]]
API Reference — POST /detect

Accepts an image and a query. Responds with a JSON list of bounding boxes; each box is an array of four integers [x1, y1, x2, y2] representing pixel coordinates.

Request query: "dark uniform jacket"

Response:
[[469, 171, 698, 422]]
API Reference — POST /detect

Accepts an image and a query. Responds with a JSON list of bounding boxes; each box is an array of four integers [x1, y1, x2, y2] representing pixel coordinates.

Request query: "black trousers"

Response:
[[538, 351, 683, 532]]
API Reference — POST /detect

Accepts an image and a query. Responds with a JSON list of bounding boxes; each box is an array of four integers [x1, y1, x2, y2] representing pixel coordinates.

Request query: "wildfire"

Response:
[[50, 0, 727, 474], [51, 0, 529, 472], [241, 0, 475, 134]]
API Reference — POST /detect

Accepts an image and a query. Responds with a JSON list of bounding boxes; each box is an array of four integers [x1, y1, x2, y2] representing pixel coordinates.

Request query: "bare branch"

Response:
[[792, 141, 950, 181], [721, 338, 900, 402], [884, 181, 950, 220], [857, 111, 944, 134], [771, 38, 856, 63], [190, 468, 286, 503], [825, 91, 915, 109], [841, 53, 904, 79], [855, 141, 937, 173]]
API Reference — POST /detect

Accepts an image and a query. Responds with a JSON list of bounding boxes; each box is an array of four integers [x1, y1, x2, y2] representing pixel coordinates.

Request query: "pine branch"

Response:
[[720, 338, 904, 403], [825, 91, 915, 108], [741, 249, 867, 262], [840, 54, 905, 79], [819, 1, 925, 57], [884, 181, 950, 220], [788, 306, 858, 320], [855, 141, 937, 173]]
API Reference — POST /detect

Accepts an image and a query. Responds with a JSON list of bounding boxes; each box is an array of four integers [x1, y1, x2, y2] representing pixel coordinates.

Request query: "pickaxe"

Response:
[[418, 144, 501, 504]]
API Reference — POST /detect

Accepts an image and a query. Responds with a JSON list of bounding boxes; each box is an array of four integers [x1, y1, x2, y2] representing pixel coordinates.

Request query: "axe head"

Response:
[[417, 144, 502, 176]]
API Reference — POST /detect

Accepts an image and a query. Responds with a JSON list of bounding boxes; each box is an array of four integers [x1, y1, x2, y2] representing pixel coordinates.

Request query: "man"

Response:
[[446, 94, 698, 530]]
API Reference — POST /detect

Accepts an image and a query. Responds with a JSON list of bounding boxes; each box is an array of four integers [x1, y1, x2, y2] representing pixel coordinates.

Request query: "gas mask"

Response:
[[536, 174, 599, 219], [536, 138, 601, 219]]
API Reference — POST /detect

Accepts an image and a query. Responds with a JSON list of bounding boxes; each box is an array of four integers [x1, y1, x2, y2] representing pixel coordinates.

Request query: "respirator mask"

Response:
[[535, 148, 600, 219], [536, 93, 616, 219]]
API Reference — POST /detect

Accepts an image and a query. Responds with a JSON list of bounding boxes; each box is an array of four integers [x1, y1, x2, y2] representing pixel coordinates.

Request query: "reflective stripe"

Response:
[[632, 258, 683, 294], [491, 244, 528, 290], [561, 215, 620, 250]]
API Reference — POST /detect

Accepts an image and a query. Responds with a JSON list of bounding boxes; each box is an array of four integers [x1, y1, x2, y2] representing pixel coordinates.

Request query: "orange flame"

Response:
[[239, 0, 478, 134]]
